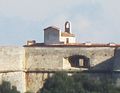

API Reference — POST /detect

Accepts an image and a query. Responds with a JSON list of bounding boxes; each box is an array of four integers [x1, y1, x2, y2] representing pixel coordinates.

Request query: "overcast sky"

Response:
[[0, 0, 120, 45]]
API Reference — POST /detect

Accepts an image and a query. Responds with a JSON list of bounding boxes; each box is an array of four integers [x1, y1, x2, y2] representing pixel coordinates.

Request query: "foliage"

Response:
[[39, 72, 120, 93], [40, 72, 75, 93], [0, 81, 20, 93]]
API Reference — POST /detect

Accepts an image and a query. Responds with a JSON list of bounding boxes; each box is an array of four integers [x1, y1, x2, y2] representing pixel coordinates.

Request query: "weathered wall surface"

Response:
[[0, 72, 26, 93], [24, 47, 115, 92], [25, 72, 51, 93], [0, 47, 25, 93], [25, 72, 113, 93], [0, 46, 119, 93], [25, 47, 115, 71], [0, 47, 24, 71]]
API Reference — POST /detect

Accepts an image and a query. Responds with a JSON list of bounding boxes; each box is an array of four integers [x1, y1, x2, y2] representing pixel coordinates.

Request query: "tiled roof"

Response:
[[61, 32, 75, 37]]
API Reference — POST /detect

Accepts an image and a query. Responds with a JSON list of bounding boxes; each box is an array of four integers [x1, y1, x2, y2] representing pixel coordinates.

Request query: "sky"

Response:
[[0, 0, 120, 46]]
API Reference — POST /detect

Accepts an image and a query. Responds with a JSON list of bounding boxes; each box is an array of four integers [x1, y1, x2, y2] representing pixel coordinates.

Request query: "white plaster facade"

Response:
[[60, 36, 75, 44]]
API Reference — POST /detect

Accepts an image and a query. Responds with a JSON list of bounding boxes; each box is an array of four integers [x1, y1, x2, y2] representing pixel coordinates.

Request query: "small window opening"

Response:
[[79, 59, 84, 66], [68, 55, 90, 68], [66, 38, 69, 43]]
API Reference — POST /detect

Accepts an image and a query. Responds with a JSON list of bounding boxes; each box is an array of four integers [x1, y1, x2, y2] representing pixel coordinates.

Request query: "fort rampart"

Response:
[[0, 46, 120, 92]]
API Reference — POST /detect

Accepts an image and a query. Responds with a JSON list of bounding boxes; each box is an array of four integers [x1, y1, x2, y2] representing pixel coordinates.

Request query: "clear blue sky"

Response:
[[0, 0, 120, 45]]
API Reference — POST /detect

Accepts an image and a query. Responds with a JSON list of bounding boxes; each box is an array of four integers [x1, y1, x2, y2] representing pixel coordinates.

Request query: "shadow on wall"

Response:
[[68, 54, 115, 71], [0, 81, 20, 93], [90, 57, 114, 71]]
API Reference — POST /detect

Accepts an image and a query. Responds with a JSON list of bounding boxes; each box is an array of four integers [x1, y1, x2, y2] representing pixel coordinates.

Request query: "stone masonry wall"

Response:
[[25, 47, 115, 71], [0, 47, 25, 93], [24, 47, 115, 92], [0, 72, 26, 93], [0, 46, 118, 93]]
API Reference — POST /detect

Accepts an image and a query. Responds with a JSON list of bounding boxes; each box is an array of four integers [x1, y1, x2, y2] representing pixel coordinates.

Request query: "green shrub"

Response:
[[39, 72, 120, 93]]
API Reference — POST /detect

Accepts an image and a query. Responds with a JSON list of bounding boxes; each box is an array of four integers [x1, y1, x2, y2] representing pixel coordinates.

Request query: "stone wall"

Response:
[[25, 72, 51, 93], [0, 47, 25, 93], [0, 72, 26, 93], [25, 47, 115, 71], [0, 46, 24, 71], [0, 46, 119, 93], [24, 47, 115, 92]]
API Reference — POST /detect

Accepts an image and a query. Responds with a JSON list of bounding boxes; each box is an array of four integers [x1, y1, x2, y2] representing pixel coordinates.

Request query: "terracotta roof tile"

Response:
[[61, 32, 75, 37]]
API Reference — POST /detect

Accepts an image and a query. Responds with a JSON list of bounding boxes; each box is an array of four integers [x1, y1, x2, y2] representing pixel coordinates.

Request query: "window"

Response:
[[66, 38, 69, 43], [79, 59, 84, 66], [68, 55, 90, 68]]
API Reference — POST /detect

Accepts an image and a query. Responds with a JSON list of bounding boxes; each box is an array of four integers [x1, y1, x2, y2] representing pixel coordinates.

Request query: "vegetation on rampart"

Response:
[[39, 72, 120, 93]]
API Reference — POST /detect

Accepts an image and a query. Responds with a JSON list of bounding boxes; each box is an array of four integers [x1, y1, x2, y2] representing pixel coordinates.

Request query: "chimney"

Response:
[[27, 40, 36, 46]]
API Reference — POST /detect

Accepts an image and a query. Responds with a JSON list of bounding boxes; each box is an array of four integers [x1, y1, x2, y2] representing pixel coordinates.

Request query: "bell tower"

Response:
[[65, 21, 71, 33]]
